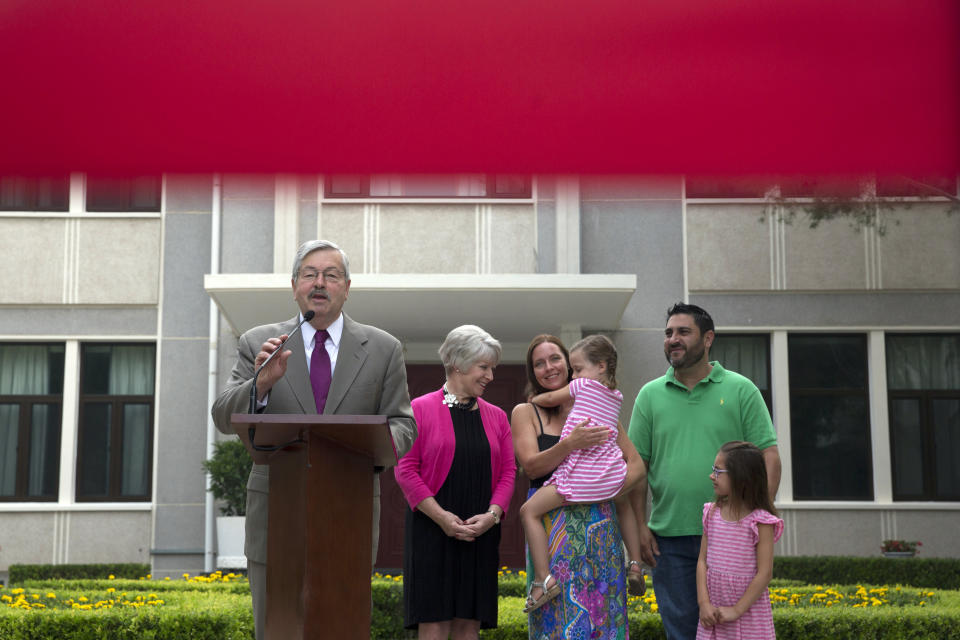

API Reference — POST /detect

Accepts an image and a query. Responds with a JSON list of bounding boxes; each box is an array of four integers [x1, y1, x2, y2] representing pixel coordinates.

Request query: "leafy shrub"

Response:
[[773, 556, 960, 589], [8, 565, 150, 583], [0, 580, 253, 640], [371, 579, 414, 639], [202, 439, 253, 516]]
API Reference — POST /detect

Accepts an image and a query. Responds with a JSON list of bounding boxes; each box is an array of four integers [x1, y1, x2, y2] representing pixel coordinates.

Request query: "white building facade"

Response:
[[0, 173, 957, 578]]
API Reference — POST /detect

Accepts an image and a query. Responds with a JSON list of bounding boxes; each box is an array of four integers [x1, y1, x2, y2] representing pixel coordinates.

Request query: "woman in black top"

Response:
[[509, 334, 643, 640]]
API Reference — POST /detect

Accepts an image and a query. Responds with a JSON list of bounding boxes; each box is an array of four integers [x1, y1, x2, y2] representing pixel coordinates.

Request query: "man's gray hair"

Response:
[[291, 239, 351, 282], [439, 325, 502, 375]]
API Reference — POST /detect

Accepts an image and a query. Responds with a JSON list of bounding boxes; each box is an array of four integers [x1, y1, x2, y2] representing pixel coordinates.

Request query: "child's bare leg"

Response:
[[519, 485, 565, 600], [615, 492, 646, 594], [615, 492, 641, 564]]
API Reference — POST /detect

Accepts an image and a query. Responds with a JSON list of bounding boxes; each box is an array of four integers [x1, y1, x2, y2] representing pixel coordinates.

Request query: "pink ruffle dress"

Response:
[[696, 504, 783, 640]]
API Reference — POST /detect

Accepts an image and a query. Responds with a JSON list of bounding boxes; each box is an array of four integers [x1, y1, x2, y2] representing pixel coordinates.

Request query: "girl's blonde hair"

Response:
[[716, 441, 778, 517], [570, 334, 617, 389]]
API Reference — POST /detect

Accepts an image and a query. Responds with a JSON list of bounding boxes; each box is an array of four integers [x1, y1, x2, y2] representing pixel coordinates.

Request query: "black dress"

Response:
[[403, 405, 501, 629], [529, 403, 561, 488]]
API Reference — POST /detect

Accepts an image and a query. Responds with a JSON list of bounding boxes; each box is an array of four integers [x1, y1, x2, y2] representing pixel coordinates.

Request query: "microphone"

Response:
[[248, 310, 315, 414]]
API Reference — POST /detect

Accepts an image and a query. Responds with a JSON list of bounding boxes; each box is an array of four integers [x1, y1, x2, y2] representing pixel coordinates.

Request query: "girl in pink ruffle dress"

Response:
[[518, 335, 645, 613], [697, 441, 784, 639]]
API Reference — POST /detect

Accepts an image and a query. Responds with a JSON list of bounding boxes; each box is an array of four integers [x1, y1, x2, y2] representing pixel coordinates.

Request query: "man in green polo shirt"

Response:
[[628, 303, 781, 640]]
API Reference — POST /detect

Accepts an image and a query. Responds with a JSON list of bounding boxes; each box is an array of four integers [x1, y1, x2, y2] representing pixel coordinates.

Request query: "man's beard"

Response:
[[665, 340, 706, 370]]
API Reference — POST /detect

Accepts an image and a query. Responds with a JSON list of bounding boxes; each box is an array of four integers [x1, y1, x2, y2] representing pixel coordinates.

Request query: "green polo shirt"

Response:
[[628, 362, 777, 536]]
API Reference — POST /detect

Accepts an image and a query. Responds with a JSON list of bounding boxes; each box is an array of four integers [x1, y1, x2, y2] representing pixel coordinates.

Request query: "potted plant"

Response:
[[202, 438, 253, 569], [880, 539, 921, 558]]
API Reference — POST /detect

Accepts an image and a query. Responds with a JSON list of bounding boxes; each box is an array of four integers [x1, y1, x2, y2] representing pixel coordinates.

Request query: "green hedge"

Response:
[[16, 578, 250, 596], [8, 565, 150, 583], [4, 569, 958, 639], [773, 557, 960, 590], [771, 606, 960, 640], [0, 585, 252, 640], [370, 579, 960, 640]]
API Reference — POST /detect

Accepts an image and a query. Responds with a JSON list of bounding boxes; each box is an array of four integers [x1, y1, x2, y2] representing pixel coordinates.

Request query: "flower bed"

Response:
[[1, 568, 958, 639], [372, 571, 960, 640]]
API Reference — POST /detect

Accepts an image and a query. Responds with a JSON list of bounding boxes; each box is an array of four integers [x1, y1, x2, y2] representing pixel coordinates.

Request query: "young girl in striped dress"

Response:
[[518, 334, 645, 613], [697, 441, 783, 639]]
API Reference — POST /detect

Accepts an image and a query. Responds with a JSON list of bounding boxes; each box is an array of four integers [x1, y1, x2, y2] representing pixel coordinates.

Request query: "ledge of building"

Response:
[[204, 273, 637, 344]]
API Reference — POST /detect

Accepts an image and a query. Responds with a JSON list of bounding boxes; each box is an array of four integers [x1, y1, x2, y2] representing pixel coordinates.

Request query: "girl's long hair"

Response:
[[717, 441, 778, 518], [570, 334, 618, 389]]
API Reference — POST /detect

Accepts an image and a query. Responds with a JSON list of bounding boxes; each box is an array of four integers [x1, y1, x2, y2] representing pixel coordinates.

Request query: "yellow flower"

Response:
[[46, 593, 56, 599], [108, 574, 115, 580]]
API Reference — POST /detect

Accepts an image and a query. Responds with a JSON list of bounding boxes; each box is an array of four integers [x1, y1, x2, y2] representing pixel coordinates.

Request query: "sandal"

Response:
[[627, 560, 646, 596], [524, 573, 562, 613]]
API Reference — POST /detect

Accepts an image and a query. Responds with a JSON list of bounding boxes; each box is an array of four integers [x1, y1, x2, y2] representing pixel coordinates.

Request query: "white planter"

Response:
[[216, 515, 247, 570]]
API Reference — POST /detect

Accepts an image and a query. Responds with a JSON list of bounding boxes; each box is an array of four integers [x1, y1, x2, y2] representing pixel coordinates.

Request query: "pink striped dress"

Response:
[[696, 504, 784, 640], [545, 377, 626, 503]]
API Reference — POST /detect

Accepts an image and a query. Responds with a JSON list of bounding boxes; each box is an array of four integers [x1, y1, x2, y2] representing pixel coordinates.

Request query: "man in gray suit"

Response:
[[211, 239, 417, 640]]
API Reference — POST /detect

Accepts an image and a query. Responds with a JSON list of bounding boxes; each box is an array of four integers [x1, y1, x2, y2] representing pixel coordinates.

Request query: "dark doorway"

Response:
[[375, 363, 531, 571]]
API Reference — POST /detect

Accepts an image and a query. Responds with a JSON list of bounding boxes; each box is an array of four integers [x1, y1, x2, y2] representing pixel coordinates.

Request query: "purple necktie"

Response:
[[310, 330, 332, 413]]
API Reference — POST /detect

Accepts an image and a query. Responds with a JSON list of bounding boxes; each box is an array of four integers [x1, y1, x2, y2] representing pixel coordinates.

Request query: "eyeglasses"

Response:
[[711, 465, 729, 476], [299, 268, 345, 285]]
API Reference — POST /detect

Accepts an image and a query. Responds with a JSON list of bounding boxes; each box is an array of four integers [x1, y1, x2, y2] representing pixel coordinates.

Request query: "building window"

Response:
[[687, 174, 958, 200], [686, 175, 868, 199], [77, 344, 155, 501], [886, 334, 960, 501], [710, 334, 772, 414], [86, 175, 162, 212], [788, 334, 872, 500], [0, 176, 70, 211], [324, 174, 531, 198], [0, 344, 65, 501], [876, 175, 957, 198]]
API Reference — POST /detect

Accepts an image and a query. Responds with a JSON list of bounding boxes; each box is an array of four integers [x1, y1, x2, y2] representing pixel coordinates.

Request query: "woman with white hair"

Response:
[[395, 325, 516, 639]]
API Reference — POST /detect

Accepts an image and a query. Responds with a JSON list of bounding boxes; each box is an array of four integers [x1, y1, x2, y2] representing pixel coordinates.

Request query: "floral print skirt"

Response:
[[525, 490, 629, 640]]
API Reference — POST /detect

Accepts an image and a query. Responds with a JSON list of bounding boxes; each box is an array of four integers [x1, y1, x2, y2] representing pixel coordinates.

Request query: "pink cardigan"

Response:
[[394, 388, 516, 514]]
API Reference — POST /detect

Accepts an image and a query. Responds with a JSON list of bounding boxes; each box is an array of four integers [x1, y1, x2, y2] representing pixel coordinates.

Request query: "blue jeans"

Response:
[[652, 534, 701, 640]]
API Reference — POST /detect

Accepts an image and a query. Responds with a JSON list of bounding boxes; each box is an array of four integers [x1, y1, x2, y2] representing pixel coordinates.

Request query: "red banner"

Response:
[[1, 0, 957, 174]]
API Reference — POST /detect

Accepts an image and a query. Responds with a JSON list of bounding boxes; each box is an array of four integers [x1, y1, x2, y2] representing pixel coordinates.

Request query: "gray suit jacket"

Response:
[[211, 313, 416, 563]]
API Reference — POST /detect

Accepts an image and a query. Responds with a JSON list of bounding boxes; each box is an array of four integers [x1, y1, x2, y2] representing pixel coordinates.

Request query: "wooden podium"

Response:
[[232, 414, 397, 640]]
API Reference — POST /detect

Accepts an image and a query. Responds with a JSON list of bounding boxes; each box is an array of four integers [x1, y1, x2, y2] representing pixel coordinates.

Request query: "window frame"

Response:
[[886, 332, 960, 502], [710, 333, 772, 415], [787, 333, 874, 501], [323, 174, 532, 199], [0, 175, 71, 212], [75, 342, 156, 502], [84, 175, 163, 213], [685, 174, 958, 201], [0, 342, 65, 502], [0, 395, 62, 502]]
